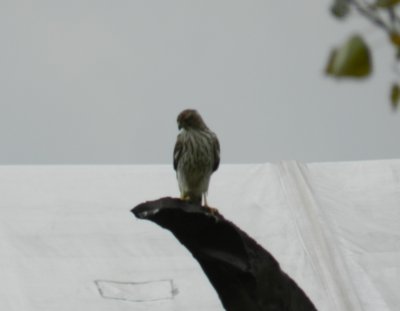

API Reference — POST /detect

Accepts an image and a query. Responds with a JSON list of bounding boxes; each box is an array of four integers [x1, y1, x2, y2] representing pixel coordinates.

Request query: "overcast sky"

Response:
[[1, 0, 399, 164]]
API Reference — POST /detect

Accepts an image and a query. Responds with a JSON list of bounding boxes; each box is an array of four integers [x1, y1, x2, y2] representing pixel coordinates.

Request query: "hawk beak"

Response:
[[178, 124, 182, 130]]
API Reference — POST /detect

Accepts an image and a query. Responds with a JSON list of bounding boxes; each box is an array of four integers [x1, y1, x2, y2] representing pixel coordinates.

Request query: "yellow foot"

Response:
[[181, 194, 191, 201], [203, 205, 219, 215], [180, 194, 202, 205]]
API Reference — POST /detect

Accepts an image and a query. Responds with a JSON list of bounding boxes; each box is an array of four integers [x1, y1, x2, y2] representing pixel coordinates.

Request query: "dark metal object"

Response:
[[132, 197, 317, 311]]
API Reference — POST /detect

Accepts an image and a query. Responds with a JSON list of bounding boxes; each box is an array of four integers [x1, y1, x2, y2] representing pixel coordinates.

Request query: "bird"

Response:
[[173, 109, 220, 207]]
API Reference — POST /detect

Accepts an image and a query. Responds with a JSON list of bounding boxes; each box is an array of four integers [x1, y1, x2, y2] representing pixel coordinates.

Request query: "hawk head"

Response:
[[177, 109, 208, 130]]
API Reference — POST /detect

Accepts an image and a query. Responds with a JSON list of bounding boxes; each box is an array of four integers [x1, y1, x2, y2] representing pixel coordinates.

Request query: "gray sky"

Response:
[[1, 0, 399, 164]]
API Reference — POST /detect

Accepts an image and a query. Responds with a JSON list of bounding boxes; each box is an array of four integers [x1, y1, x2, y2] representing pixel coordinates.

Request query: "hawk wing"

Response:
[[173, 135, 182, 171], [212, 133, 220, 172]]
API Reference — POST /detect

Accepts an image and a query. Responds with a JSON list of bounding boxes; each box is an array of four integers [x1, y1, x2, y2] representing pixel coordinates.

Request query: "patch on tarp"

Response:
[[95, 279, 178, 302]]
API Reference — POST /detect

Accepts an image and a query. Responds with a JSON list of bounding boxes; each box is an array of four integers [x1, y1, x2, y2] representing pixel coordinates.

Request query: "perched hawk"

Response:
[[173, 109, 220, 206]]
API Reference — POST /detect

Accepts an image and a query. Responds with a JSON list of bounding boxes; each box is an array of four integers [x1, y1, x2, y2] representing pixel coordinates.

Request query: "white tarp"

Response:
[[0, 160, 399, 310]]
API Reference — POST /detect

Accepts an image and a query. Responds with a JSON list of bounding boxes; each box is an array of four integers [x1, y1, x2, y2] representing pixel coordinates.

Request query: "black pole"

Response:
[[132, 197, 317, 311]]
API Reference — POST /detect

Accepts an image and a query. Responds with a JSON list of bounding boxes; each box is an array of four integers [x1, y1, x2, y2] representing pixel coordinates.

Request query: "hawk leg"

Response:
[[203, 195, 219, 215], [181, 194, 190, 201]]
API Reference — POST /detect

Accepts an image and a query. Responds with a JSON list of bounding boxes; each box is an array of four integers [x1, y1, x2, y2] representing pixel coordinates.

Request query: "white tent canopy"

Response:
[[0, 160, 399, 310]]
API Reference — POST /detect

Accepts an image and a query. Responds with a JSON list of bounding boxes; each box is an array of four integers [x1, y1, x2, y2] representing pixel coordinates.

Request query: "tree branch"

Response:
[[349, 0, 392, 32], [387, 7, 400, 31]]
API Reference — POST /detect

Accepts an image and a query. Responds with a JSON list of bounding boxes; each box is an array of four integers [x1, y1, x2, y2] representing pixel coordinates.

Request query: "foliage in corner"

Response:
[[325, 34, 372, 78], [327, 0, 400, 110]]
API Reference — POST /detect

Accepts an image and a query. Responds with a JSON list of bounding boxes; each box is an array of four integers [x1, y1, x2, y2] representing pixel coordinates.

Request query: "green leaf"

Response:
[[390, 32, 400, 47], [391, 83, 400, 109], [331, 0, 350, 19], [325, 34, 372, 78], [373, 0, 400, 8]]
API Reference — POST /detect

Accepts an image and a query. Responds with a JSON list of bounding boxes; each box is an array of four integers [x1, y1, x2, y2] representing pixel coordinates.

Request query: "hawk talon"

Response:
[[181, 195, 191, 201], [202, 206, 220, 223], [203, 206, 219, 216]]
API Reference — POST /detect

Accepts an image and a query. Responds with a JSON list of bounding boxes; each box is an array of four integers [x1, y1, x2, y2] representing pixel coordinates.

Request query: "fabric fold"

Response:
[[278, 161, 363, 311]]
